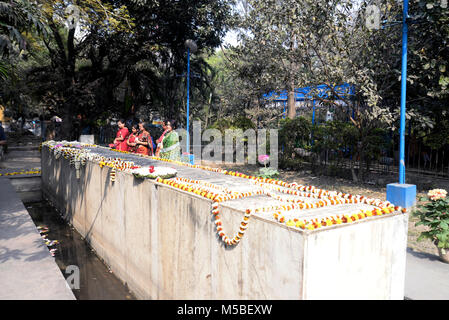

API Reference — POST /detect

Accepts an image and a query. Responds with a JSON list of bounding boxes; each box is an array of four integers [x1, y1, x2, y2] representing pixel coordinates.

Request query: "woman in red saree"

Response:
[[126, 124, 139, 153], [109, 119, 129, 151], [135, 122, 154, 156]]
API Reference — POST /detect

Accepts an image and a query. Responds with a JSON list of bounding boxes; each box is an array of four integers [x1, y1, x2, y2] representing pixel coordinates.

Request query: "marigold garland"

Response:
[[0, 169, 41, 176]]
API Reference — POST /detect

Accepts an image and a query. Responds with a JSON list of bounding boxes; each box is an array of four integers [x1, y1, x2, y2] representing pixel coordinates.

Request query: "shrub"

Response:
[[415, 189, 449, 253]]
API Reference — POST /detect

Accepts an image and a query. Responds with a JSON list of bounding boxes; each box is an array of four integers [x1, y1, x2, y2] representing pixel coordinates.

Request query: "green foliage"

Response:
[[414, 191, 449, 250], [312, 121, 357, 157], [3, 0, 449, 157], [125, 0, 235, 122], [232, 115, 256, 131], [363, 128, 390, 162], [208, 116, 255, 135], [206, 48, 279, 126], [312, 120, 389, 165], [208, 118, 233, 135], [3, 0, 235, 140], [279, 116, 311, 156], [279, 158, 304, 171], [0, 61, 7, 80], [423, 119, 449, 150], [0, 0, 47, 56], [256, 167, 279, 179], [401, 0, 449, 152], [408, 0, 449, 100]]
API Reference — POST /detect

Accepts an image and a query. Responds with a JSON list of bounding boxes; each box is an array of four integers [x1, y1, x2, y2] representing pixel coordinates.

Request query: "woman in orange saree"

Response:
[[135, 122, 154, 156]]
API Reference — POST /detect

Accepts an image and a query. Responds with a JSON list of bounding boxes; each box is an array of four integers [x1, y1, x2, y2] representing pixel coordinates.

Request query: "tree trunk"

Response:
[[358, 139, 364, 182], [287, 80, 296, 119], [60, 99, 74, 141]]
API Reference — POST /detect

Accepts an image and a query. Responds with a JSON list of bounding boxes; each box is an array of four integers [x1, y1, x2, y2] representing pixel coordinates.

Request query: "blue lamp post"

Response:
[[399, 0, 408, 185], [386, 0, 416, 209], [184, 39, 197, 163]]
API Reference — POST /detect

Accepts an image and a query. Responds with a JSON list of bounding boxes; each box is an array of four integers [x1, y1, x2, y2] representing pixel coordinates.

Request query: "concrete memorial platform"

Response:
[[41, 141, 409, 299]]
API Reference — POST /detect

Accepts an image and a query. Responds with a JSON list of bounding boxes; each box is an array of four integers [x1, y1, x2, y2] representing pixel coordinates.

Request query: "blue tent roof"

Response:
[[263, 83, 355, 102]]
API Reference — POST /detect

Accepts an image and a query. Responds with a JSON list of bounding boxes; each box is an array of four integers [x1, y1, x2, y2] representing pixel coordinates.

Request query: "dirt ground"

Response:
[[207, 162, 445, 257]]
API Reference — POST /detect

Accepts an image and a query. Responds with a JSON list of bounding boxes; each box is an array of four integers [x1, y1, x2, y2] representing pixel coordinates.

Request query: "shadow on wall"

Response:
[[45, 147, 115, 239]]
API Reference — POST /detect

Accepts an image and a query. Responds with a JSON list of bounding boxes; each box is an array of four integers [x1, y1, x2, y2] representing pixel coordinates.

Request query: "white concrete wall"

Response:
[[302, 214, 408, 299], [41, 148, 408, 299]]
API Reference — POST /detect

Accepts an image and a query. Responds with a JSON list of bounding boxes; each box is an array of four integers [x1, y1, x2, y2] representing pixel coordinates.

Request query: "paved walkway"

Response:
[[405, 248, 449, 300], [0, 177, 75, 300]]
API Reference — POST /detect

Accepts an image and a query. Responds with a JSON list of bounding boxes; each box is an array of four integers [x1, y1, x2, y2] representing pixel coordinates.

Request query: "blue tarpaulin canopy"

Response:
[[263, 83, 356, 126], [262, 83, 355, 102]]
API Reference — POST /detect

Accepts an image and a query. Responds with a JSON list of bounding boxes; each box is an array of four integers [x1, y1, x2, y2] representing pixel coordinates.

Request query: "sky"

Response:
[[223, 29, 239, 47]]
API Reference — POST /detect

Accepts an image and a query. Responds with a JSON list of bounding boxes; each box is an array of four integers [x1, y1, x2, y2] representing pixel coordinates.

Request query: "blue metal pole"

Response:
[[311, 100, 316, 146], [399, 0, 408, 184], [283, 101, 286, 119], [186, 47, 190, 154], [312, 100, 316, 125]]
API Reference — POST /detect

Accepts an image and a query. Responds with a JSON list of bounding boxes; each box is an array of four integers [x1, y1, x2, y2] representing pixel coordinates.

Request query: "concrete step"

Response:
[[1, 150, 41, 168], [0, 161, 41, 170], [0, 174, 42, 203], [1, 146, 41, 170], [8, 145, 40, 152], [14, 190, 42, 203], [2, 157, 41, 163], [0, 142, 42, 203], [5, 150, 41, 158], [9, 176, 42, 192], [3, 158, 41, 164]]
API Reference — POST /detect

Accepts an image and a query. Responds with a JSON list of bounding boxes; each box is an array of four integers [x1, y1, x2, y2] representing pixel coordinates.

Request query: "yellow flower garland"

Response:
[[0, 170, 41, 176]]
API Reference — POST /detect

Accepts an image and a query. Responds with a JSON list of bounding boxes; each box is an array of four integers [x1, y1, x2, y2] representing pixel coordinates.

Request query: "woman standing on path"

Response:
[[156, 119, 180, 161], [135, 122, 154, 156], [110, 119, 129, 151], [126, 124, 139, 153]]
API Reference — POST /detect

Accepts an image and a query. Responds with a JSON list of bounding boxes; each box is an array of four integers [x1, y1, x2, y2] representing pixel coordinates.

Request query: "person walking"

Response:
[[0, 121, 7, 158]]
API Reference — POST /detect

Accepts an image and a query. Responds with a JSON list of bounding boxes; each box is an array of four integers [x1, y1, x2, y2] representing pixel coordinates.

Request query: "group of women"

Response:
[[109, 119, 180, 161]]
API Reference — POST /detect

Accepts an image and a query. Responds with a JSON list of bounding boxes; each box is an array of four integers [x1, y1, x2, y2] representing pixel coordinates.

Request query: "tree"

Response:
[[32, 0, 134, 139], [206, 47, 281, 128], [125, 0, 235, 124], [7, 0, 235, 140], [231, 0, 325, 119], [0, 0, 47, 57], [404, 0, 449, 153]]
